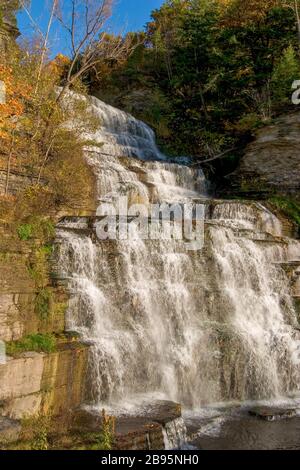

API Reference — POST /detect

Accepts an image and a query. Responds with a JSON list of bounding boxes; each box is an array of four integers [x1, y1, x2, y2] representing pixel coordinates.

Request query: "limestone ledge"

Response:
[[0, 341, 89, 420], [279, 262, 300, 298]]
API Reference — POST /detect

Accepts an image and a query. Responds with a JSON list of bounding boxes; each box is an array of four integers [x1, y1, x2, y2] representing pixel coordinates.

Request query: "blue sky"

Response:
[[17, 0, 164, 55]]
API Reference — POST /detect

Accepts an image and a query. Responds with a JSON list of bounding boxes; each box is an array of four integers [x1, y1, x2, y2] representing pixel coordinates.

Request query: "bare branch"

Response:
[[191, 147, 237, 166], [19, 0, 45, 39], [34, 0, 58, 97]]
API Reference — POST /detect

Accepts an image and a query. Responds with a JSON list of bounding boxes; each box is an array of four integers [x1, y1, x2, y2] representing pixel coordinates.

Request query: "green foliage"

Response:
[[35, 288, 52, 320], [271, 45, 300, 110], [17, 218, 54, 322], [17, 217, 55, 243], [2, 40, 96, 222], [92, 0, 300, 175], [270, 195, 300, 227], [70, 411, 115, 450], [6, 333, 57, 356], [17, 223, 33, 241], [94, 410, 115, 451], [21, 413, 51, 451], [28, 245, 52, 288]]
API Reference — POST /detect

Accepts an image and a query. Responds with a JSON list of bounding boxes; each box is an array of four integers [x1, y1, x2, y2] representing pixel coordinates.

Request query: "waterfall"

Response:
[[163, 418, 188, 450], [55, 94, 300, 411]]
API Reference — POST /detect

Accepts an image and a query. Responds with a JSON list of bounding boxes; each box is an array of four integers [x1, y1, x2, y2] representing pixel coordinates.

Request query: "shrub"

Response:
[[17, 216, 55, 243], [95, 410, 115, 450], [28, 245, 52, 288], [270, 195, 300, 227], [21, 413, 52, 451], [2, 44, 97, 218]]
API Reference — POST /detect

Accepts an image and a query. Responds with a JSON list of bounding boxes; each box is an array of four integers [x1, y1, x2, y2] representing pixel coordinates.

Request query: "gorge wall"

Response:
[[0, 220, 90, 426], [1, 92, 300, 450], [229, 112, 300, 201], [0, 5, 19, 55], [55, 96, 300, 410]]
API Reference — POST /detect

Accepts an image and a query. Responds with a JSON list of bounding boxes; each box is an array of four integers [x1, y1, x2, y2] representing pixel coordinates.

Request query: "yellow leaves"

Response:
[[47, 54, 70, 78], [0, 64, 33, 141], [236, 67, 252, 79], [55, 54, 70, 65], [0, 65, 32, 101]]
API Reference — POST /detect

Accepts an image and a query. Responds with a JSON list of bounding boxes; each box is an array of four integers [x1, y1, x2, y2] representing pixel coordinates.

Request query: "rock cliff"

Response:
[[0, 5, 19, 54], [228, 112, 300, 201]]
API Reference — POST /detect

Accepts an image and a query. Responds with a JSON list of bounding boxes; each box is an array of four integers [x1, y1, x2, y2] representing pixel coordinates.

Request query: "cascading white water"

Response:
[[86, 95, 163, 160], [55, 94, 300, 411], [163, 417, 188, 450], [212, 202, 283, 237]]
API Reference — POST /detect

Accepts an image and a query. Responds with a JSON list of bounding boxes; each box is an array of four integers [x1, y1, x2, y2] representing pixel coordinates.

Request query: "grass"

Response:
[[0, 409, 115, 450], [17, 218, 55, 243], [6, 334, 57, 357], [269, 195, 300, 227], [21, 413, 52, 451], [17, 224, 33, 241], [28, 245, 52, 288]]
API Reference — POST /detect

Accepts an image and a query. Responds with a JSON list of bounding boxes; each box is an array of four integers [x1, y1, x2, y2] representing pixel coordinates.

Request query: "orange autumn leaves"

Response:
[[48, 53, 70, 75], [0, 65, 32, 140], [0, 53, 68, 142]]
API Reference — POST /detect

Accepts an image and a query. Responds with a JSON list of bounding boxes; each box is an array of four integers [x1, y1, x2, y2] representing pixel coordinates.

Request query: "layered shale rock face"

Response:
[[229, 113, 300, 200], [1, 92, 300, 449], [0, 229, 66, 342], [0, 226, 90, 422], [0, 342, 88, 419]]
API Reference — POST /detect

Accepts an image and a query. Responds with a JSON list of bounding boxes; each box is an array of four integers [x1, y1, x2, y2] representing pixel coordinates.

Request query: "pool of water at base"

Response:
[[184, 397, 300, 450]]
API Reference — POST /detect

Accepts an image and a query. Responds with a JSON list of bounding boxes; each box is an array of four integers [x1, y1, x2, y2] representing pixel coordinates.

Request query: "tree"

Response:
[[53, 0, 134, 103], [34, 0, 58, 97], [271, 44, 300, 109], [0, 62, 32, 194], [147, 0, 190, 82], [219, 0, 279, 27], [283, 0, 300, 44]]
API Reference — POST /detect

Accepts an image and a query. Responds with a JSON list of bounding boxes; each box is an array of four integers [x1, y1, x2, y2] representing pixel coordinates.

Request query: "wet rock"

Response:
[[248, 406, 297, 421], [71, 400, 182, 450], [137, 400, 182, 425]]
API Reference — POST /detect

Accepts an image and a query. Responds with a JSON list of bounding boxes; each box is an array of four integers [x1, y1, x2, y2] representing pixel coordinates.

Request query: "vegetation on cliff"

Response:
[[2, 0, 299, 214], [6, 333, 57, 356], [91, 1, 300, 171], [270, 195, 300, 227]]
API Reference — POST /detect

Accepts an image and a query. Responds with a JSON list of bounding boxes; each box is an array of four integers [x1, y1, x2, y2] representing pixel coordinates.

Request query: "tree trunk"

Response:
[[37, 138, 54, 185], [34, 0, 58, 96]]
